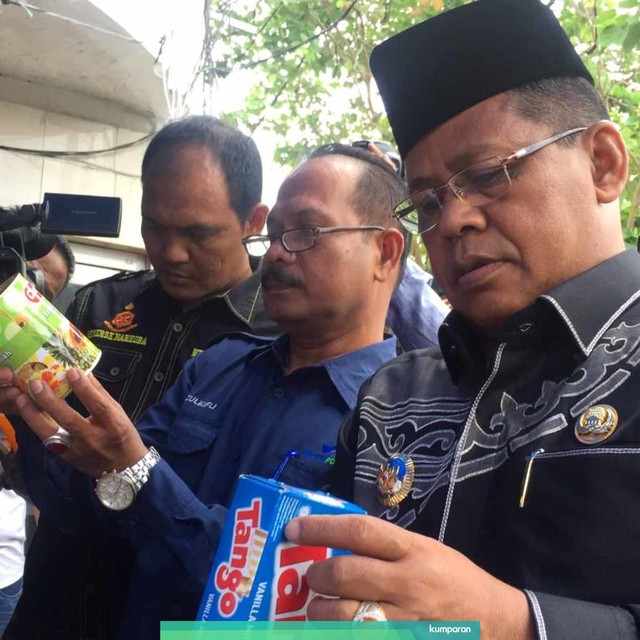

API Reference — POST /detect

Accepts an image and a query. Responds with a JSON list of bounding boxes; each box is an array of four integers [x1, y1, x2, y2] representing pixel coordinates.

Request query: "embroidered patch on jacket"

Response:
[[104, 303, 138, 333]]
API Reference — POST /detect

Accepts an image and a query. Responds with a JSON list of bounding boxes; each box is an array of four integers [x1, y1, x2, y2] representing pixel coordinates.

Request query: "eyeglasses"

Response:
[[394, 126, 588, 234], [242, 225, 385, 257]]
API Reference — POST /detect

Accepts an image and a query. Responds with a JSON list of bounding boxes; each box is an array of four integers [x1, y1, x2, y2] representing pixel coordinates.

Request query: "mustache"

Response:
[[261, 264, 304, 289]]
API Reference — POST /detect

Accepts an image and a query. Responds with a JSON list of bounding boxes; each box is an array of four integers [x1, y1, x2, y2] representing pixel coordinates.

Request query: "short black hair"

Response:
[[52, 235, 75, 288], [309, 143, 411, 271], [141, 116, 263, 222], [309, 143, 408, 224], [510, 76, 609, 145]]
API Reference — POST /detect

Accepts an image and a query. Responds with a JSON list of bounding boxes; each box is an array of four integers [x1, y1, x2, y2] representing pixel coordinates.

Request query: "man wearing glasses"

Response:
[[2, 145, 407, 638], [283, 1, 638, 638]]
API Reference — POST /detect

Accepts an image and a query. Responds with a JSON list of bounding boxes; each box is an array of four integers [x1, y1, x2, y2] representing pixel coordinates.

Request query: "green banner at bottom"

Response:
[[161, 621, 480, 640]]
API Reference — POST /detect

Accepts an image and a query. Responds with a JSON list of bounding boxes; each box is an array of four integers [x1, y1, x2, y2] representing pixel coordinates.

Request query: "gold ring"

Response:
[[352, 600, 387, 622]]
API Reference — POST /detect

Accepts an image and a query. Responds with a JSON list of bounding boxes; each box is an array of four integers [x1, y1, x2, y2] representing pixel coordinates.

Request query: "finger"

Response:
[[0, 368, 16, 385], [14, 393, 65, 442], [65, 369, 116, 419], [25, 379, 88, 436], [305, 554, 397, 603], [285, 515, 410, 561], [307, 596, 409, 622], [85, 372, 104, 392], [366, 142, 383, 157], [0, 386, 21, 414], [366, 143, 396, 171]]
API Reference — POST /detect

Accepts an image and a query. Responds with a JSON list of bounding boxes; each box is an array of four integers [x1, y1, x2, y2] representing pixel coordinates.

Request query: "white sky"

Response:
[[92, 0, 290, 206]]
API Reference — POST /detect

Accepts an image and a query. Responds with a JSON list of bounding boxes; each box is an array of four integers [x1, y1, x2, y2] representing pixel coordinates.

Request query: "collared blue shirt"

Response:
[[387, 259, 450, 351], [78, 333, 396, 638], [134, 333, 396, 505]]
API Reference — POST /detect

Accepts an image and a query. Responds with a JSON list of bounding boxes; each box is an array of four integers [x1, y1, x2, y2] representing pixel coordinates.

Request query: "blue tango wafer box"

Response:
[[197, 474, 365, 622]]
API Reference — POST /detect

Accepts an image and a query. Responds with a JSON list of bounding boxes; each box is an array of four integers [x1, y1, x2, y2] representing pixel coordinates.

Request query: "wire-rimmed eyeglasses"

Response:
[[394, 126, 588, 234], [242, 225, 385, 257]]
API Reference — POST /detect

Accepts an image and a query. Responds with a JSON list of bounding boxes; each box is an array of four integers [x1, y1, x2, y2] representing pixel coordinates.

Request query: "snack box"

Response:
[[197, 474, 365, 622]]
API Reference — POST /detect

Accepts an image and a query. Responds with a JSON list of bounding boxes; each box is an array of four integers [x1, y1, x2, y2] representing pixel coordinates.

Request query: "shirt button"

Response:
[[274, 387, 285, 398], [172, 322, 184, 333], [153, 372, 165, 382], [110, 366, 120, 376]]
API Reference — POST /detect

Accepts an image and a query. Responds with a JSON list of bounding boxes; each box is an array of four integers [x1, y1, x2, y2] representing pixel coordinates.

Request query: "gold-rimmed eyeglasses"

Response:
[[243, 225, 385, 257], [394, 126, 588, 234]]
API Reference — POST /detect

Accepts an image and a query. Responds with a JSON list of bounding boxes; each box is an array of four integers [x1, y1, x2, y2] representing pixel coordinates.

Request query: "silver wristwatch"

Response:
[[95, 447, 161, 511]]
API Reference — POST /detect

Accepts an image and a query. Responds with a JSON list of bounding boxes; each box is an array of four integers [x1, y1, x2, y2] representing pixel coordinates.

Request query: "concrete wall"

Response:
[[0, 100, 150, 284]]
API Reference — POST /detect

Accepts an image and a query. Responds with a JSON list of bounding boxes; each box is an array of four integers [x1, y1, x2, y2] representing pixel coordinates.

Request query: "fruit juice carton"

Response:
[[0, 273, 100, 397]]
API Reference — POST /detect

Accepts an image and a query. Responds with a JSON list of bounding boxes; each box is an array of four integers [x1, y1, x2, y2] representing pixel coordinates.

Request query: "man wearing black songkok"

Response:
[[283, 1, 640, 638]]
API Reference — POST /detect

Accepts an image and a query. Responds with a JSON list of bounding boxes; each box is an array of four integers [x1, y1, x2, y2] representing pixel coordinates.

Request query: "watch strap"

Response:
[[122, 446, 161, 492]]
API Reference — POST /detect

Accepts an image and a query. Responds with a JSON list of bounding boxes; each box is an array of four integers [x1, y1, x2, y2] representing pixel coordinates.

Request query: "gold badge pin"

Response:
[[575, 405, 618, 445], [377, 455, 414, 507]]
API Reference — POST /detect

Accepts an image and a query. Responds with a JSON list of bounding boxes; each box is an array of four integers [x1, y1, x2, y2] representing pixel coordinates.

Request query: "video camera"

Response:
[[0, 193, 122, 292]]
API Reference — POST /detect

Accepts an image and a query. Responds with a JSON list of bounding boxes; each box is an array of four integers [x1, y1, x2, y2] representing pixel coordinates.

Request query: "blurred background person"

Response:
[[0, 235, 74, 636]]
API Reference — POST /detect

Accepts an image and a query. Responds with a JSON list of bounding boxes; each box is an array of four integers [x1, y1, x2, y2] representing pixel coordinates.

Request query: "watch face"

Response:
[[96, 473, 137, 511]]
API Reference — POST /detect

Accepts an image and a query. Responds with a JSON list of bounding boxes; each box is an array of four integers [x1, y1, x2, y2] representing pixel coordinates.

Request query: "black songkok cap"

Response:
[[370, 0, 593, 158]]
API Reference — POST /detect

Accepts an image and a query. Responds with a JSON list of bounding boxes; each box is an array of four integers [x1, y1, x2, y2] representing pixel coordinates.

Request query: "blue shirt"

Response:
[[19, 333, 397, 639], [387, 258, 450, 351]]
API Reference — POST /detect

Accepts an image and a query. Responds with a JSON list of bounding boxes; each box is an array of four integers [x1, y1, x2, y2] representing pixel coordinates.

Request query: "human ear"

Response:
[[242, 203, 269, 236], [375, 227, 405, 283], [586, 121, 628, 204]]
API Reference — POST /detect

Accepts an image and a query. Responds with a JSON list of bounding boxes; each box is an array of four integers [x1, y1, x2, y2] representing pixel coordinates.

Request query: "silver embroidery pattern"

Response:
[[459, 321, 640, 481], [353, 319, 640, 525], [354, 395, 471, 525]]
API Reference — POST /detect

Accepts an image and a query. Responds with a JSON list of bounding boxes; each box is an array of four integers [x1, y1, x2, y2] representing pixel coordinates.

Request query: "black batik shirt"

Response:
[[332, 250, 640, 640]]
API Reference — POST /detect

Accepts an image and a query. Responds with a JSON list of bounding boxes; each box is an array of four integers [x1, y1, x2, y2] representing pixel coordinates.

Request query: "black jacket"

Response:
[[66, 268, 279, 420], [333, 250, 640, 640]]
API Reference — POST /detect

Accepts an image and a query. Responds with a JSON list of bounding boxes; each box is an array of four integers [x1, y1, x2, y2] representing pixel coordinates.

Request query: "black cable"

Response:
[[0, 132, 154, 158], [1, 0, 140, 43]]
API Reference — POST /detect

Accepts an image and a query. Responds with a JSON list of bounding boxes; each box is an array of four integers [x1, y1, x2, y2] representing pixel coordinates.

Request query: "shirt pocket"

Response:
[[162, 401, 224, 491], [93, 347, 142, 405], [166, 400, 222, 454], [264, 449, 334, 492], [508, 446, 640, 601]]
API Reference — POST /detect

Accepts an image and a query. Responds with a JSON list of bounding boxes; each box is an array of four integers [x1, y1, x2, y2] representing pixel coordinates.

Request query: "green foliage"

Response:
[[556, 1, 640, 246], [211, 0, 464, 164], [210, 0, 640, 251]]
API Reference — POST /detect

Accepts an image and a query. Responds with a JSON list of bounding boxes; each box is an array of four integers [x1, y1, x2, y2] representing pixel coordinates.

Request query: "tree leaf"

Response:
[[623, 21, 640, 52]]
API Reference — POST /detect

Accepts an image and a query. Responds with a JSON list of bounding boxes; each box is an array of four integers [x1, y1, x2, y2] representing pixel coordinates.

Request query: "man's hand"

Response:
[[13, 368, 148, 478], [0, 368, 23, 414], [285, 515, 534, 640]]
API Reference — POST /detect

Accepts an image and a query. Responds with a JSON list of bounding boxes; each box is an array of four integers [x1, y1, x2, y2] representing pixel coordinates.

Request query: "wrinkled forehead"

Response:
[[142, 143, 219, 178], [270, 157, 362, 226]]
